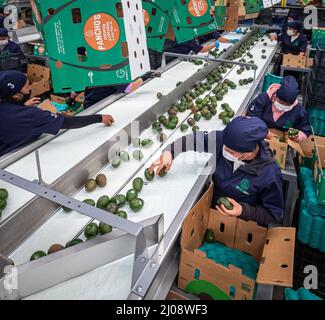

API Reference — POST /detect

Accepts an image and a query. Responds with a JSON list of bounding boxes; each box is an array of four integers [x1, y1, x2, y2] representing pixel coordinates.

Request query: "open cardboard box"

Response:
[[178, 183, 296, 300], [282, 54, 306, 69], [27, 64, 51, 98]]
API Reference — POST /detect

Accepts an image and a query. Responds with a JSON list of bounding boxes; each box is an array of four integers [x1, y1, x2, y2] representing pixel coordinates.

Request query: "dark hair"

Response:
[[0, 8, 4, 15]]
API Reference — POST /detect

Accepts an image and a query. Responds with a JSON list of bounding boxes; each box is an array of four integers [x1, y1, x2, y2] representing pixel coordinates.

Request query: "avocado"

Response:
[[133, 150, 144, 161], [144, 168, 155, 181], [119, 151, 130, 162], [116, 210, 128, 219], [141, 139, 153, 148], [263, 42, 267, 46], [262, 49, 266, 53], [204, 229, 216, 243], [157, 92, 163, 99], [219, 111, 228, 119], [159, 115, 168, 125], [180, 124, 189, 132], [84, 223, 98, 239], [132, 138, 141, 148], [106, 203, 119, 214], [158, 166, 168, 177], [191, 106, 199, 114], [83, 199, 96, 207], [221, 103, 230, 110], [129, 198, 144, 212], [110, 194, 127, 208], [62, 206, 72, 213], [111, 156, 121, 168], [133, 177, 144, 193], [126, 189, 138, 202], [0, 188, 8, 200], [96, 174, 107, 187], [217, 197, 233, 210], [47, 244, 64, 255], [204, 112, 212, 121], [85, 179, 97, 192], [65, 238, 83, 247], [30, 251, 46, 261], [194, 113, 201, 122], [187, 118, 195, 127], [176, 81, 183, 87], [262, 55, 267, 59], [288, 128, 299, 137], [0, 199, 7, 211], [157, 133, 167, 143], [222, 117, 230, 125], [99, 222, 112, 235], [96, 195, 110, 209], [192, 126, 200, 133]]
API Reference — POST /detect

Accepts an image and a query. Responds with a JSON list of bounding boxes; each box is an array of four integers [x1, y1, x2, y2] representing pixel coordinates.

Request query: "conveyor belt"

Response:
[[1, 30, 278, 299]]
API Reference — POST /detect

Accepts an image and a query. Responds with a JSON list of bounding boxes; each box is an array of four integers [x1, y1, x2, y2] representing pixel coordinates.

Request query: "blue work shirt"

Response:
[[84, 85, 127, 109], [0, 100, 64, 157], [0, 40, 22, 54], [0, 16, 4, 29], [279, 32, 308, 55], [198, 31, 221, 44], [247, 92, 311, 136], [165, 130, 284, 226]]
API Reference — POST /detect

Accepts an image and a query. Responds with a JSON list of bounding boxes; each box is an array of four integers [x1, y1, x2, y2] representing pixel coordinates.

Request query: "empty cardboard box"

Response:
[[282, 54, 306, 69], [178, 184, 296, 300], [27, 63, 51, 97]]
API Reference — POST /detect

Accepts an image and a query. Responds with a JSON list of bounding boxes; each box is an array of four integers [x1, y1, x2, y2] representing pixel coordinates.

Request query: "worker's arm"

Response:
[[299, 35, 308, 54], [61, 114, 114, 129]]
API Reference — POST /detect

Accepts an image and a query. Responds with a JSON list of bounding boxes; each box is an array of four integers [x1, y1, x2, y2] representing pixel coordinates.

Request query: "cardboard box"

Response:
[[170, 0, 218, 43], [178, 184, 296, 300], [305, 57, 314, 68], [27, 64, 51, 98], [282, 54, 306, 69], [166, 289, 190, 300], [31, 0, 150, 93], [37, 99, 57, 113], [142, 0, 174, 53], [224, 0, 239, 31]]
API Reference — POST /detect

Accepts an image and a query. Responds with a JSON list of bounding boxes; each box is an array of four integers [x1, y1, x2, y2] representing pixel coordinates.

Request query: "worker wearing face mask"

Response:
[[247, 75, 311, 141], [281, 11, 299, 34], [270, 21, 307, 56], [0, 71, 114, 157], [149, 116, 284, 227], [198, 30, 239, 45], [0, 28, 22, 54]]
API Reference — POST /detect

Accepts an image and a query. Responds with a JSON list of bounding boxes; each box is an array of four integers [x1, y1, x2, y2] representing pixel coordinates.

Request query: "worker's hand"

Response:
[[269, 33, 278, 42], [289, 130, 308, 142], [215, 41, 220, 49], [230, 39, 239, 44], [149, 150, 173, 176], [24, 97, 41, 107], [101, 115, 114, 126], [235, 28, 242, 34], [215, 198, 243, 217]]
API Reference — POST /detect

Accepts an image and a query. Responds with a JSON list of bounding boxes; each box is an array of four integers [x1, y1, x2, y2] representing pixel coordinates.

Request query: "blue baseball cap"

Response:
[[0, 28, 8, 37], [276, 75, 299, 104], [223, 116, 268, 152], [287, 20, 303, 31], [0, 70, 28, 97]]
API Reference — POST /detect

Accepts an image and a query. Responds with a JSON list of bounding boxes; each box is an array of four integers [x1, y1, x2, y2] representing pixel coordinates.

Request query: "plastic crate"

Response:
[[308, 77, 325, 100], [307, 83, 325, 110], [311, 67, 325, 84], [293, 240, 325, 299], [314, 43, 325, 68], [262, 73, 283, 92], [309, 108, 325, 136]]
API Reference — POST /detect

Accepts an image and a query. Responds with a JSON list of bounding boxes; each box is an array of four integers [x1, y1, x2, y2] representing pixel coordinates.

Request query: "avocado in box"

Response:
[[27, 64, 51, 98], [178, 184, 296, 300], [31, 0, 150, 93]]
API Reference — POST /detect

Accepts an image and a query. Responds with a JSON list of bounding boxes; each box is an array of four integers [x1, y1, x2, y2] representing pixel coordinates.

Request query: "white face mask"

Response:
[[287, 29, 295, 37], [0, 39, 8, 46], [222, 146, 246, 172], [274, 100, 294, 112]]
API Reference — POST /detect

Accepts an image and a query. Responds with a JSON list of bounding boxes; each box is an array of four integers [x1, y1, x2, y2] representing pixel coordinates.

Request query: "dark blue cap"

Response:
[[288, 12, 299, 21], [0, 70, 27, 97], [0, 28, 8, 37], [287, 20, 303, 31], [223, 116, 268, 152], [276, 75, 299, 104]]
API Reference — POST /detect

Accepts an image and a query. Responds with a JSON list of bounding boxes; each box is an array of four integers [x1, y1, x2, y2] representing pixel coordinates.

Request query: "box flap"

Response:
[[233, 219, 267, 260], [37, 99, 57, 113], [27, 64, 51, 81], [180, 184, 214, 251], [208, 209, 238, 248], [257, 227, 296, 287]]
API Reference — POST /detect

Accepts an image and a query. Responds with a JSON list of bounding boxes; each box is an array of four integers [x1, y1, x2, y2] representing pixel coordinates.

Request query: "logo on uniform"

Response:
[[250, 105, 255, 111], [7, 82, 15, 89], [235, 179, 251, 195]]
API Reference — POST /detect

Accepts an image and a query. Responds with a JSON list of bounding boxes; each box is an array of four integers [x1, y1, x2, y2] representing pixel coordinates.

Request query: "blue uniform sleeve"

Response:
[[246, 93, 269, 119], [114, 84, 128, 93], [296, 107, 312, 136], [213, 31, 221, 40], [8, 41, 22, 54], [299, 34, 308, 53], [30, 108, 65, 136]]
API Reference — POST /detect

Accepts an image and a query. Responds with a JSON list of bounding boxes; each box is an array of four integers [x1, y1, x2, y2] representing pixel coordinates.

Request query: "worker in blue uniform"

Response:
[[0, 28, 22, 54], [0, 7, 7, 29], [247, 75, 311, 141], [149, 116, 284, 227], [270, 21, 307, 55], [83, 71, 160, 109], [0, 71, 115, 157], [281, 11, 299, 34]]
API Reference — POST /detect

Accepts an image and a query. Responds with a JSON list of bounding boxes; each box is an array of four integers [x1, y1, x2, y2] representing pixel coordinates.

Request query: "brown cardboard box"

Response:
[[282, 54, 306, 68], [178, 184, 296, 300], [27, 64, 51, 97], [37, 99, 57, 113], [166, 290, 190, 301], [305, 57, 314, 68], [225, 0, 239, 31], [50, 94, 66, 104]]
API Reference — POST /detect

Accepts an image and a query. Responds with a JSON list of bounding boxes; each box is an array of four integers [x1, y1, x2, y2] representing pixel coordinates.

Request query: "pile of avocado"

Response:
[[0, 188, 9, 219], [238, 77, 254, 86], [219, 103, 235, 125]]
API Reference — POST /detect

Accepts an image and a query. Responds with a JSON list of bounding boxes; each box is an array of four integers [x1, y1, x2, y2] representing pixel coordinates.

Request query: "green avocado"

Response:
[[217, 197, 234, 210], [0, 199, 7, 211], [132, 138, 141, 148], [126, 189, 138, 202], [141, 139, 153, 148], [133, 150, 144, 161], [83, 199, 96, 207], [84, 223, 99, 239], [30, 251, 47, 261], [65, 238, 83, 247], [111, 156, 121, 168], [96, 196, 110, 209], [106, 203, 119, 214], [194, 113, 201, 122], [85, 179, 97, 192], [116, 210, 128, 219], [180, 124, 189, 132], [144, 168, 155, 181], [0, 188, 8, 200], [133, 177, 144, 193], [192, 125, 200, 133], [119, 151, 130, 162], [205, 229, 216, 243], [288, 128, 299, 137], [129, 198, 144, 212], [99, 222, 112, 235], [110, 194, 127, 208]]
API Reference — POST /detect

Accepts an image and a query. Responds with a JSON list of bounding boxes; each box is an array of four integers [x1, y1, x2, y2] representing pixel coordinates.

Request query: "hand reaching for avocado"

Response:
[[101, 115, 114, 126], [149, 150, 173, 176], [215, 197, 242, 217]]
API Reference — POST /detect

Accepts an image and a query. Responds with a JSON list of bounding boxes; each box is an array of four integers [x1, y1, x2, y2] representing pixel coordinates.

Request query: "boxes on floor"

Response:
[[266, 129, 313, 169], [178, 184, 296, 300], [31, 0, 150, 93], [27, 64, 51, 98], [282, 54, 306, 69]]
